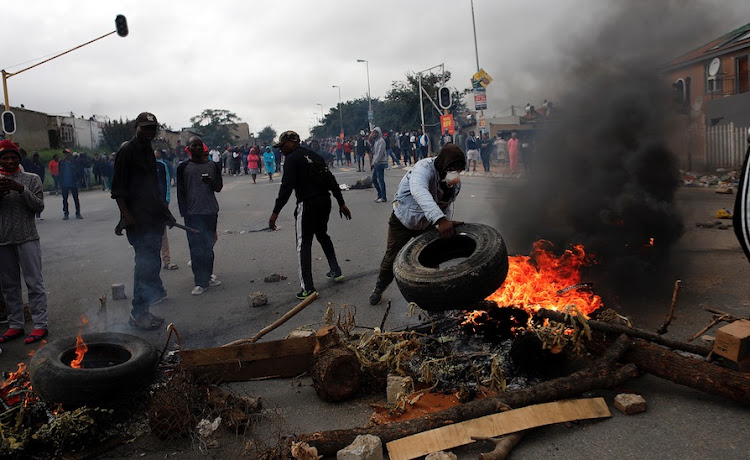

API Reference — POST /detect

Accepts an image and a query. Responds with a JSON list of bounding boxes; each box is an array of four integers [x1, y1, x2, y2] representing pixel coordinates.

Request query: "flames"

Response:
[[483, 240, 602, 317], [70, 314, 89, 369], [1, 362, 36, 408]]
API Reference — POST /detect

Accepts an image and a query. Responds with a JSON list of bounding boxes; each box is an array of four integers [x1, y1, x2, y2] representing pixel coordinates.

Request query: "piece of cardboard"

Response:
[[386, 398, 610, 460], [713, 319, 750, 362]]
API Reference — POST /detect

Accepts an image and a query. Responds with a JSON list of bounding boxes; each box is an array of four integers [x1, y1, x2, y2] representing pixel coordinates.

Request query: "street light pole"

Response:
[[332, 85, 344, 138], [2, 16, 128, 140], [357, 59, 373, 131], [470, 0, 480, 72], [316, 103, 324, 124]]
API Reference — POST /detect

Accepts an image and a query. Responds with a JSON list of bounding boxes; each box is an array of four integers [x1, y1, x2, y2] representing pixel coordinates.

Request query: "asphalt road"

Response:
[[3, 164, 749, 459]]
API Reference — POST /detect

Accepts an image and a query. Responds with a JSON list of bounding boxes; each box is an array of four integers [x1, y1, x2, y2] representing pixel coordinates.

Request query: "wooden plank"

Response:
[[178, 335, 317, 367], [188, 354, 314, 383], [386, 398, 611, 460]]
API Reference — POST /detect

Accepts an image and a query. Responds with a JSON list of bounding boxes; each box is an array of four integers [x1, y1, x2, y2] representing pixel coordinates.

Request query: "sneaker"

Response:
[[210, 273, 217, 281], [374, 198, 384, 203], [326, 270, 345, 282], [296, 289, 317, 300], [63, 214, 69, 220], [191, 286, 207, 296], [209, 278, 222, 287], [75, 214, 83, 219], [369, 283, 385, 306]]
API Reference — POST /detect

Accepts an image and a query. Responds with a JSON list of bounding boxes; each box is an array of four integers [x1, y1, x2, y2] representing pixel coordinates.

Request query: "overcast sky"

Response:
[[3, 1, 749, 139]]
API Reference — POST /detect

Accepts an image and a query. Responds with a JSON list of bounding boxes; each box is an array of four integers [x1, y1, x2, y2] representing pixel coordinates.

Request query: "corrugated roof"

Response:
[[666, 22, 750, 70]]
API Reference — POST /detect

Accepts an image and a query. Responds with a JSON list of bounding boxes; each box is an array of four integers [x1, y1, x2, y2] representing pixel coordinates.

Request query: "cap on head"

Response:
[[63, 148, 72, 154], [273, 130, 300, 148], [135, 112, 158, 127], [0, 139, 21, 158]]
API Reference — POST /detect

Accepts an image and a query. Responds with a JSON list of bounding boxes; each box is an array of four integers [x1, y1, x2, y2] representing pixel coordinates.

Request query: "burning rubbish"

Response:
[[70, 314, 89, 369]]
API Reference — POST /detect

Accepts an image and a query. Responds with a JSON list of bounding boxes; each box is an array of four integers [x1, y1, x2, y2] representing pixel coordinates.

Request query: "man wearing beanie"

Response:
[[369, 143, 466, 305], [0, 139, 49, 344]]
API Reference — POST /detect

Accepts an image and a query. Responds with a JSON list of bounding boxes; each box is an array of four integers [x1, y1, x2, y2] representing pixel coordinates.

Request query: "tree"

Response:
[[257, 125, 277, 145], [189, 109, 241, 148], [101, 118, 133, 152]]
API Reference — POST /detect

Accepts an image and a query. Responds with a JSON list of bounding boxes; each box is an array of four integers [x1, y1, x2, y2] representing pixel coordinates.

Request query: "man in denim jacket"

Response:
[[369, 144, 466, 305]]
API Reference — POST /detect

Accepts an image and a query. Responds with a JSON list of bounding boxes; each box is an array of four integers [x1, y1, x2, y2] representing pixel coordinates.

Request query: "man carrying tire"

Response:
[[369, 144, 466, 305]]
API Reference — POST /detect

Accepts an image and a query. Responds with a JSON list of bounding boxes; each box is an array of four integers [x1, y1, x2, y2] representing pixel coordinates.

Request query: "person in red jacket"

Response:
[[48, 154, 59, 195]]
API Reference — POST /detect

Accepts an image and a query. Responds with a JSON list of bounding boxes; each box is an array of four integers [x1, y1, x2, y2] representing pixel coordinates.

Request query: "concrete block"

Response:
[[386, 375, 412, 404], [614, 393, 647, 415], [111, 283, 126, 300], [247, 291, 268, 308], [337, 434, 383, 460]]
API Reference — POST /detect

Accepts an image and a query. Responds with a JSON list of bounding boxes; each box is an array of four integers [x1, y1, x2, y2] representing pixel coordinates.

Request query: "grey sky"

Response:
[[3, 1, 749, 139]]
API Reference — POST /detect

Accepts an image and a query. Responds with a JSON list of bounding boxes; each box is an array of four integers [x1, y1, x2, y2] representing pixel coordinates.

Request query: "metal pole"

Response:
[[317, 103, 323, 123], [332, 85, 344, 138], [2, 70, 10, 140], [358, 59, 374, 131], [470, 0, 480, 72], [418, 73, 426, 138]]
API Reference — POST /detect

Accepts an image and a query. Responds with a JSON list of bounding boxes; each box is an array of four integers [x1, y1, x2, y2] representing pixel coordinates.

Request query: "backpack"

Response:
[[304, 152, 338, 192]]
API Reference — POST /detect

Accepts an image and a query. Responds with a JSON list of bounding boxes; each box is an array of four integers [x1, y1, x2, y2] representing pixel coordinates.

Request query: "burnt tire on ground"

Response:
[[393, 223, 509, 311], [29, 332, 158, 407]]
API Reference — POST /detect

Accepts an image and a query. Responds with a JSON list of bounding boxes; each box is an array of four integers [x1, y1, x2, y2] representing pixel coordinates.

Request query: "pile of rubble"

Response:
[[681, 169, 739, 189]]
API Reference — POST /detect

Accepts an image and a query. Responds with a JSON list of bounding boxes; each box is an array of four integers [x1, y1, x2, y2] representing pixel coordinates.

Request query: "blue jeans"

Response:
[[372, 163, 387, 200], [126, 228, 165, 315], [387, 149, 400, 165]]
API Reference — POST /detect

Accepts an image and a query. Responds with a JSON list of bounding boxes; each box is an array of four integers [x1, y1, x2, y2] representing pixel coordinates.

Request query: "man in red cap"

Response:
[[0, 139, 49, 344], [111, 112, 176, 330]]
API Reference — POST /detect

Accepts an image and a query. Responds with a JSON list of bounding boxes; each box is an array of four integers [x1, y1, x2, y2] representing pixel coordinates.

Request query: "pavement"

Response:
[[2, 163, 749, 459]]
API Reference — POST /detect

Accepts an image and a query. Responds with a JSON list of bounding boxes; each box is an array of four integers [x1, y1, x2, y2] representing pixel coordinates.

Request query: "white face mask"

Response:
[[444, 171, 461, 187]]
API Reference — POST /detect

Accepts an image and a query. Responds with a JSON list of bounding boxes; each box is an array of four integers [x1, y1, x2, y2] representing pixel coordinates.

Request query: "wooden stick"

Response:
[[535, 308, 711, 356], [687, 315, 729, 342], [473, 431, 528, 460], [380, 300, 392, 331], [701, 306, 750, 321], [222, 292, 319, 347], [657, 280, 681, 335]]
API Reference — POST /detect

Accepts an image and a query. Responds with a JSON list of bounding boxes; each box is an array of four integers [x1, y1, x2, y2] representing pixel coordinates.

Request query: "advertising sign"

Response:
[[440, 114, 455, 135], [473, 87, 487, 111], [471, 69, 493, 88]]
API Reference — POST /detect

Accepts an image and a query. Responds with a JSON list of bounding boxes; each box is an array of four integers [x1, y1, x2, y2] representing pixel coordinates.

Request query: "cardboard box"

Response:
[[713, 319, 750, 362]]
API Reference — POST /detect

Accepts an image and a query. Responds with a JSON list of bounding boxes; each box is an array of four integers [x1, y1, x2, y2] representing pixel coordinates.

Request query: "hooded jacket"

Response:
[[392, 144, 466, 230], [371, 127, 387, 164]]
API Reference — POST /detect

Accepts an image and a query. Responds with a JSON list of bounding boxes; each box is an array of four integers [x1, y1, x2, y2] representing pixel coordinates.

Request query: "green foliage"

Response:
[[309, 71, 469, 139], [256, 125, 277, 145], [189, 109, 241, 148], [101, 118, 133, 152]]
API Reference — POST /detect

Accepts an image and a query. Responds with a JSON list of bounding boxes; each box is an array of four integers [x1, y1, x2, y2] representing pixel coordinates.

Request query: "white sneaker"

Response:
[[210, 273, 217, 281], [209, 278, 222, 287], [191, 286, 206, 296]]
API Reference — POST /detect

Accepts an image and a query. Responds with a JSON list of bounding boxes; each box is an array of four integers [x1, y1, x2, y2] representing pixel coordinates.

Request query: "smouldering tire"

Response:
[[393, 223, 509, 311], [29, 332, 158, 407]]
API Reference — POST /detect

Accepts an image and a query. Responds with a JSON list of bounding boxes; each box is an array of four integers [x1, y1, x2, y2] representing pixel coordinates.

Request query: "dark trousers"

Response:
[[52, 175, 59, 193], [481, 151, 492, 172], [61, 186, 80, 216], [126, 227, 165, 315], [402, 149, 412, 165], [294, 195, 340, 292], [184, 214, 218, 288], [377, 212, 424, 288]]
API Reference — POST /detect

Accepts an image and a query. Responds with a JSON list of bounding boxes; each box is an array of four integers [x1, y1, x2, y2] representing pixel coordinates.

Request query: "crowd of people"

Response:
[[1, 111, 533, 344]]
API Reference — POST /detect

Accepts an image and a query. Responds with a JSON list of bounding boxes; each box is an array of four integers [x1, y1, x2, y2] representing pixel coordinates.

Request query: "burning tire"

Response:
[[29, 332, 158, 407], [393, 223, 509, 311]]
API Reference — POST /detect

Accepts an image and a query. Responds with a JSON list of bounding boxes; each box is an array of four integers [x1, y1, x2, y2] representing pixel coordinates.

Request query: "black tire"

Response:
[[29, 332, 158, 407], [393, 223, 509, 311]]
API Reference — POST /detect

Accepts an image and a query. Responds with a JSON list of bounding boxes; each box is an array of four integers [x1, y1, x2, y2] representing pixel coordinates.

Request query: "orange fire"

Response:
[[70, 314, 89, 369], [483, 240, 602, 317]]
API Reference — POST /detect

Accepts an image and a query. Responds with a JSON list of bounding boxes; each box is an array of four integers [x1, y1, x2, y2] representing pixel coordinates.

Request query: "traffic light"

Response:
[[2, 111, 16, 135], [115, 15, 128, 37], [438, 86, 452, 110]]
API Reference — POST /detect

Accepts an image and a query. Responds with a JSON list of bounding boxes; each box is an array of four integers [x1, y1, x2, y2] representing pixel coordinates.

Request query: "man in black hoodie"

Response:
[[269, 131, 352, 300]]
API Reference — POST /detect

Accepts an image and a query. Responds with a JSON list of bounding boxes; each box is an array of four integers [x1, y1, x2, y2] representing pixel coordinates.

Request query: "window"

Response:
[[705, 63, 722, 94], [60, 123, 74, 143]]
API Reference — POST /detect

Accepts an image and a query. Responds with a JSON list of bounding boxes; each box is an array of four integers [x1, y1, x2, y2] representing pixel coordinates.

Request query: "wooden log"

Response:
[[656, 279, 681, 335], [311, 346, 362, 402], [590, 336, 750, 404], [474, 431, 527, 460], [288, 340, 638, 457], [535, 308, 711, 356]]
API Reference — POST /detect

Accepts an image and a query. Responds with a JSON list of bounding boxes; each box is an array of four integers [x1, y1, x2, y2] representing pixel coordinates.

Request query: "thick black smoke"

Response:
[[499, 2, 731, 294]]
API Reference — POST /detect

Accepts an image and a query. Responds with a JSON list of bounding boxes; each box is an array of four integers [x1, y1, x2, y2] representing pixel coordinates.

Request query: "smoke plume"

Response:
[[499, 1, 731, 294]]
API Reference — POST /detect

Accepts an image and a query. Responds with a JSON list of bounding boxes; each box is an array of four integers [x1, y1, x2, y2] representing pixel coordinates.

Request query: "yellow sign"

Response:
[[479, 119, 486, 128], [472, 69, 493, 88]]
